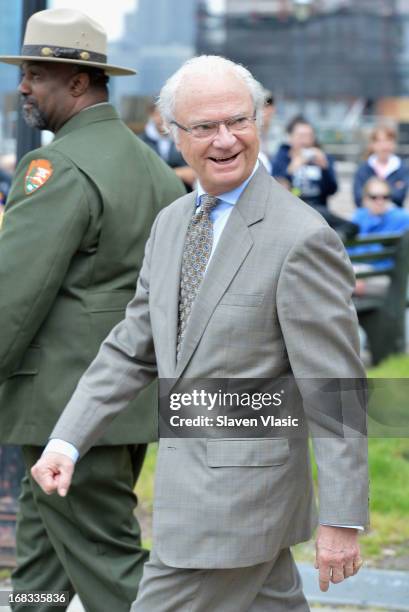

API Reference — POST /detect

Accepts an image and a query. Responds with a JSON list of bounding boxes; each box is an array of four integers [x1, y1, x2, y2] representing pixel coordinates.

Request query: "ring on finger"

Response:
[[330, 567, 344, 580], [344, 562, 354, 577]]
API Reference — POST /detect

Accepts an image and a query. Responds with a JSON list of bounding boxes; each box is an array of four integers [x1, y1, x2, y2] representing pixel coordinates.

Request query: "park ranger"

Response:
[[0, 8, 185, 612]]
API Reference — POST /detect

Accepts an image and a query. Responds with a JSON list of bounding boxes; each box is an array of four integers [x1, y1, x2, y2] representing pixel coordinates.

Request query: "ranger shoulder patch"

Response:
[[24, 159, 53, 195]]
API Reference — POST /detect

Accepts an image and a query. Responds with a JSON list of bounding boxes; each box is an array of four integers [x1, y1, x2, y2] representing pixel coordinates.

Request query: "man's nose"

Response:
[[18, 76, 31, 95], [213, 123, 237, 148]]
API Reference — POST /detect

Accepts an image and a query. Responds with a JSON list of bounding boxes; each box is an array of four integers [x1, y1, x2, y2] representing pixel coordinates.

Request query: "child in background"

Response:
[[353, 125, 409, 207]]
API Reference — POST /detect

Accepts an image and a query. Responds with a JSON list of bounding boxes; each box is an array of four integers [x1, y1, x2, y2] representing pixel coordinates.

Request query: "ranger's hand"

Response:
[[31, 452, 74, 497], [315, 525, 363, 592]]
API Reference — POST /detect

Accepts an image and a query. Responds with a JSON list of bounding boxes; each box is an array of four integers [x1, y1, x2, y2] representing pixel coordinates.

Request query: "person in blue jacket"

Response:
[[353, 125, 409, 207], [272, 115, 338, 208], [349, 177, 409, 295], [352, 176, 409, 239], [271, 115, 359, 238]]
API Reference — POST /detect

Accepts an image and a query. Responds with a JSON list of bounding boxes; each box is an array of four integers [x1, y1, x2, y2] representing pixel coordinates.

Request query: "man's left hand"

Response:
[[315, 525, 363, 592]]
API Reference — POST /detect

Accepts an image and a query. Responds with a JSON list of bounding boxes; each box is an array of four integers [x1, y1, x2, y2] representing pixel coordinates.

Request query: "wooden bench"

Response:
[[344, 230, 409, 365]]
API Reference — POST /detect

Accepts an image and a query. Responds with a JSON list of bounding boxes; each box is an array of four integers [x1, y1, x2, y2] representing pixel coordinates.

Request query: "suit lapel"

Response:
[[174, 165, 271, 377]]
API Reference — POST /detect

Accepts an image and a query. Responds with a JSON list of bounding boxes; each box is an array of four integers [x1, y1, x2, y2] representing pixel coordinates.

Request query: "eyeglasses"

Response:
[[367, 193, 390, 201], [171, 113, 257, 140]]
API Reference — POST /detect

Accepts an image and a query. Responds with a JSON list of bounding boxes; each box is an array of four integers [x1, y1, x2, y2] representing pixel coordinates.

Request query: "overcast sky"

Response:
[[51, 0, 225, 40]]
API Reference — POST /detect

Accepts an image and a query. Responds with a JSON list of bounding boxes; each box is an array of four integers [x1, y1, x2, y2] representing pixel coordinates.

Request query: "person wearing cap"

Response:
[[0, 8, 185, 612]]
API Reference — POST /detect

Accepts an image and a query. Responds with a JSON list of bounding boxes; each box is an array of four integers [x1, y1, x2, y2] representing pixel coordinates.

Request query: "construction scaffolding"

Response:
[[198, 0, 408, 105]]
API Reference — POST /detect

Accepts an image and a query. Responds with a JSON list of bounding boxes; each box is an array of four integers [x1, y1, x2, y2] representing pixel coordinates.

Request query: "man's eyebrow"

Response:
[[191, 112, 250, 125], [23, 61, 46, 70]]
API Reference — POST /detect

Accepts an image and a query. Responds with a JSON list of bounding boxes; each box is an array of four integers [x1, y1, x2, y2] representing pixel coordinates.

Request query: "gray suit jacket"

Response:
[[52, 165, 369, 569]]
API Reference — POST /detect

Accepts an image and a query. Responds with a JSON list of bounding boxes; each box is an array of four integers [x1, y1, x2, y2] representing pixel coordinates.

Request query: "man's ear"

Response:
[[69, 72, 90, 97]]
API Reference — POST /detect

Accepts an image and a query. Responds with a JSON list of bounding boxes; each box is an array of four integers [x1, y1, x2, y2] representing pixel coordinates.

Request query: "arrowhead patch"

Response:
[[24, 159, 53, 195]]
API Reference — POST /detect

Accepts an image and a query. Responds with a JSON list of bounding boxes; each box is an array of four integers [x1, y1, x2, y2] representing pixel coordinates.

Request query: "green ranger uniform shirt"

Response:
[[0, 103, 185, 445]]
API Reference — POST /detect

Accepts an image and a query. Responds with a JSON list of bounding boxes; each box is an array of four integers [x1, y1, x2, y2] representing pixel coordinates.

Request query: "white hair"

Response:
[[157, 55, 265, 140]]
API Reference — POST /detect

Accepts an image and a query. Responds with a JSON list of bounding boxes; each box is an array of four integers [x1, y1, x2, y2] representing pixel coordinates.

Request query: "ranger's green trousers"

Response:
[[12, 445, 148, 612]]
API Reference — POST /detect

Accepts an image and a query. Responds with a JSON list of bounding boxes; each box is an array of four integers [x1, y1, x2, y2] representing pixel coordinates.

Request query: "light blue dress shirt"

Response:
[[196, 160, 259, 266]]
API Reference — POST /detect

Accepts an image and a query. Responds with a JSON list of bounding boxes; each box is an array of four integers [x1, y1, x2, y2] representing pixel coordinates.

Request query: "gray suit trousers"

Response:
[[130, 547, 309, 612]]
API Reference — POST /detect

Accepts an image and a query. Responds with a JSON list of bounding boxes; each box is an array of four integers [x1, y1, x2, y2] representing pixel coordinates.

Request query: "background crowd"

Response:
[[6, 97, 409, 230]]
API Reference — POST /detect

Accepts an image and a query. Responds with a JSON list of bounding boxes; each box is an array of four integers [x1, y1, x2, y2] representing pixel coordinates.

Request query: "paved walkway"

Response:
[[299, 563, 409, 611], [1, 563, 409, 611]]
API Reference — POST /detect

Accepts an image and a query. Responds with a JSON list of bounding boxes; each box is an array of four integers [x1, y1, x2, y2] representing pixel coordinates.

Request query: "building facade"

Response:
[[198, 0, 408, 107], [110, 0, 198, 108]]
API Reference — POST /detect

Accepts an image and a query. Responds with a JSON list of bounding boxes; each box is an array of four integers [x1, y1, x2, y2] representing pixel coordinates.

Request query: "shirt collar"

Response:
[[368, 154, 401, 177], [196, 160, 259, 206], [80, 102, 110, 112]]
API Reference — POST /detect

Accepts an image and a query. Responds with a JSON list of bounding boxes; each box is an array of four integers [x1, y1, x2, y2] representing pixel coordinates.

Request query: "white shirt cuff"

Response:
[[322, 524, 364, 531], [43, 439, 79, 463]]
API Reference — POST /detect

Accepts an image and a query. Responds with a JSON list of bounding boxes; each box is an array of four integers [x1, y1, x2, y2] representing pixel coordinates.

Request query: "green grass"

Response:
[[305, 434, 409, 560], [367, 355, 409, 378], [363, 355, 409, 558], [136, 444, 157, 513], [136, 354, 409, 563], [368, 438, 409, 513]]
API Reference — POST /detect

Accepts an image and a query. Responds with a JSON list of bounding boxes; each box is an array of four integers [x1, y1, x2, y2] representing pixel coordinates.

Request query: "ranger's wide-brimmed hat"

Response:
[[0, 8, 136, 76]]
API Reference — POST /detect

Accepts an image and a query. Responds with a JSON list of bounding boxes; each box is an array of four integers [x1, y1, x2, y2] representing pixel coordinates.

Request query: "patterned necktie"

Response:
[[177, 194, 218, 359]]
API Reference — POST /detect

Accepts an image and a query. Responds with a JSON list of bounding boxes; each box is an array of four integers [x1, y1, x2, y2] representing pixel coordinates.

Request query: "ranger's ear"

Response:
[[69, 71, 90, 98]]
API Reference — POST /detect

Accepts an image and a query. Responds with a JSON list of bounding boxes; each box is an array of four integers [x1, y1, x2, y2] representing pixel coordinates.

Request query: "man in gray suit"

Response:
[[32, 56, 368, 611]]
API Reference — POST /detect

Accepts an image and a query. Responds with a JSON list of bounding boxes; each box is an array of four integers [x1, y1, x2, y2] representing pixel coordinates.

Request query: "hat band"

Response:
[[21, 44, 107, 63]]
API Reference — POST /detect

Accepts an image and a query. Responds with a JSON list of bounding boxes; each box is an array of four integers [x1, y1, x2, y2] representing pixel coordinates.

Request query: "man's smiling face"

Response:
[[174, 72, 260, 195]]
